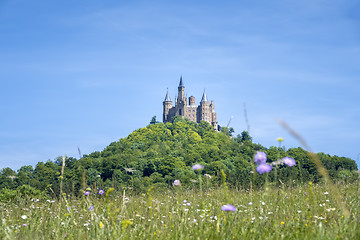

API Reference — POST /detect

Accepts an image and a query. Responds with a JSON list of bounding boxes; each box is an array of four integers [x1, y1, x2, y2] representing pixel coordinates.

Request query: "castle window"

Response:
[[179, 109, 182, 115]]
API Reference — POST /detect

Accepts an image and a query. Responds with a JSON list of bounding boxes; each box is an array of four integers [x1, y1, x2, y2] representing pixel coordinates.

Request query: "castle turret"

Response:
[[178, 76, 185, 103], [199, 90, 210, 122], [163, 89, 172, 122], [189, 96, 195, 106], [201, 89, 208, 102]]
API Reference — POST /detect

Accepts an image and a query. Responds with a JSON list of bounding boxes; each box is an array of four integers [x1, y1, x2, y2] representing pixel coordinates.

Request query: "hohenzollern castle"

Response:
[[163, 77, 218, 129]]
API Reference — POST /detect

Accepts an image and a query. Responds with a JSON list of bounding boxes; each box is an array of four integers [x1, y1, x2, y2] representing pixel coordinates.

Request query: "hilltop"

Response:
[[0, 117, 357, 197]]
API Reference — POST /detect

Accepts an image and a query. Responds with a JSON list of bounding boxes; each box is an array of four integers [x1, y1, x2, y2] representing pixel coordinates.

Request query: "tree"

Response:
[[236, 131, 252, 143], [150, 116, 157, 124]]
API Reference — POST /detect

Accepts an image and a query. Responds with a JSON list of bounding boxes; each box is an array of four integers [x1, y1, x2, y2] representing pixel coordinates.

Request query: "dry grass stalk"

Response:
[[279, 120, 350, 218]]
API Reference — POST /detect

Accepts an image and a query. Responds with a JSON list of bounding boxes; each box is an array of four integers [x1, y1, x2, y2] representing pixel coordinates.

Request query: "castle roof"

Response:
[[201, 89, 208, 102], [178, 76, 184, 87], [164, 89, 171, 102]]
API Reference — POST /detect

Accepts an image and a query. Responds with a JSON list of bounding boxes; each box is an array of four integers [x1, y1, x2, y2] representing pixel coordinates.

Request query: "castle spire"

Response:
[[164, 88, 171, 102], [179, 76, 184, 87], [201, 89, 208, 102]]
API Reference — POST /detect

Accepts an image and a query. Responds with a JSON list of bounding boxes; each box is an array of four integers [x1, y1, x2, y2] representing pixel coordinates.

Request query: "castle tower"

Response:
[[178, 76, 185, 104], [189, 96, 195, 106], [199, 90, 210, 123], [163, 89, 172, 122], [210, 100, 218, 129]]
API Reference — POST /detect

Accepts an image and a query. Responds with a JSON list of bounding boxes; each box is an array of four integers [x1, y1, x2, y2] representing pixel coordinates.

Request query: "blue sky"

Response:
[[1, 0, 359, 170]]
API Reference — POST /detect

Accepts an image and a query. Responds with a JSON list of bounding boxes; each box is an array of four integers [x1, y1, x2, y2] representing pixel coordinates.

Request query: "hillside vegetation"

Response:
[[0, 117, 357, 198]]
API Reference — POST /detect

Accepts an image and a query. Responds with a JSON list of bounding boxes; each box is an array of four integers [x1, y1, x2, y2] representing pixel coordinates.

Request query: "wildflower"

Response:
[[254, 152, 267, 165], [324, 192, 329, 195], [192, 164, 204, 171], [282, 157, 296, 167], [98, 189, 104, 195], [84, 191, 90, 196], [248, 202, 253, 205], [281, 222, 285, 225], [21, 215, 27, 220], [22, 224, 27, 227], [99, 222, 104, 228], [173, 180, 181, 186], [277, 137, 284, 142], [256, 164, 272, 174], [89, 206, 94, 211], [204, 174, 212, 178], [221, 204, 236, 211]]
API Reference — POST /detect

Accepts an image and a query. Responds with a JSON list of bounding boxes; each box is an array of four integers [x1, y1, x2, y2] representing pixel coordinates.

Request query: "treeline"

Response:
[[0, 117, 358, 197]]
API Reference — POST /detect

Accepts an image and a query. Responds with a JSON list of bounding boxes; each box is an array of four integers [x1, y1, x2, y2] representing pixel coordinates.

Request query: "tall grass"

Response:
[[1, 182, 359, 239]]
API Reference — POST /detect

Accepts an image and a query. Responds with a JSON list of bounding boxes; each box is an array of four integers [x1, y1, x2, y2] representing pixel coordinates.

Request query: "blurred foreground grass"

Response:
[[1, 182, 359, 239]]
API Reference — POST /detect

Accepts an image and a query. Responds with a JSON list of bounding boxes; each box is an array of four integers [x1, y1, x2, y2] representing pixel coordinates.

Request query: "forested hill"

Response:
[[0, 117, 358, 196]]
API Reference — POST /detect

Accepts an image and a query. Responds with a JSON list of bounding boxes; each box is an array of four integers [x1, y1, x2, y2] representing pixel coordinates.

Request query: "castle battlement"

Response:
[[163, 77, 218, 129]]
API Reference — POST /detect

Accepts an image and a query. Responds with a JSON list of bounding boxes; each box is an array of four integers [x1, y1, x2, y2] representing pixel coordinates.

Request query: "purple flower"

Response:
[[22, 224, 27, 227], [84, 191, 90, 196], [282, 157, 296, 167], [221, 204, 236, 212], [98, 189, 104, 195], [254, 152, 267, 165], [89, 205, 94, 211], [192, 164, 204, 171], [173, 180, 181, 186], [256, 164, 272, 174]]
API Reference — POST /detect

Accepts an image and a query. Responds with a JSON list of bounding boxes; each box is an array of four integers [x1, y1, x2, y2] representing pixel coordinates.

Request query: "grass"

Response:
[[1, 182, 359, 239]]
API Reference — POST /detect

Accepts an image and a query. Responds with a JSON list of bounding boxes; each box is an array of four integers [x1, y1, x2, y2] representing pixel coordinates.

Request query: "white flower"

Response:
[[324, 192, 329, 195], [21, 215, 27, 220], [173, 180, 181, 186], [248, 202, 253, 205]]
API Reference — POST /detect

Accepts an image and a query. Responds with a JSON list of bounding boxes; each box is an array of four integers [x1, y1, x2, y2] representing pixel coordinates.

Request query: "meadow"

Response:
[[1, 181, 359, 240], [1, 121, 358, 239]]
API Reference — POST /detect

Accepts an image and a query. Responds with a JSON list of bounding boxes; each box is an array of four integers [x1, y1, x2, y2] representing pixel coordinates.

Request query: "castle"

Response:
[[163, 77, 218, 129]]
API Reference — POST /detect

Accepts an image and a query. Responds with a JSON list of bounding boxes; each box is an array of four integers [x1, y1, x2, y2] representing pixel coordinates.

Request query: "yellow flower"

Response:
[[281, 222, 285, 225], [99, 222, 104, 229], [277, 137, 284, 142], [121, 219, 133, 229]]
